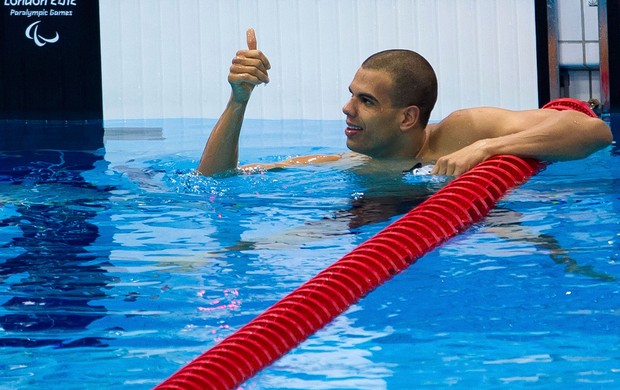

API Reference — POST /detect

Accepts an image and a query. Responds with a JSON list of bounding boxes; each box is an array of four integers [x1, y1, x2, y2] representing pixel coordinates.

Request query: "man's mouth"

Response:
[[345, 124, 363, 136]]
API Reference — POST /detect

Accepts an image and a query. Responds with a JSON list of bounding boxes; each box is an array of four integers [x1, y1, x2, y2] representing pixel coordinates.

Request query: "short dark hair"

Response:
[[362, 49, 437, 127]]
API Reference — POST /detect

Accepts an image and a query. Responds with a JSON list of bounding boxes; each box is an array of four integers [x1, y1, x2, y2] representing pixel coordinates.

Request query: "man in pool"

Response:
[[197, 28, 612, 177]]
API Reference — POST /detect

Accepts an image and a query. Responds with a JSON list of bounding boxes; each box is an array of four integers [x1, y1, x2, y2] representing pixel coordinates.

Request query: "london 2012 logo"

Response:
[[4, 0, 79, 47], [25, 20, 59, 46]]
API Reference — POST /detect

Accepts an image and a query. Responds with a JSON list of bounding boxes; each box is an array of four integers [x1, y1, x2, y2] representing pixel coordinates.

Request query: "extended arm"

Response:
[[431, 107, 613, 176], [197, 28, 271, 176]]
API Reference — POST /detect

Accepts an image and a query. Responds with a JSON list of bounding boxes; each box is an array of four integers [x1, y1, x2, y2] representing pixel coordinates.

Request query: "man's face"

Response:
[[342, 68, 404, 159]]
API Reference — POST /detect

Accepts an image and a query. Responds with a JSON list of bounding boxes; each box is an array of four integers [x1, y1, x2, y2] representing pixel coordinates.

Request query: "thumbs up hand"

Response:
[[228, 28, 271, 103]]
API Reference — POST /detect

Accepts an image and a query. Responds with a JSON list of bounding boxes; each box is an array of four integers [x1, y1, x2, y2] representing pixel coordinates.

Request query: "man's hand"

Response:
[[229, 28, 271, 103], [431, 139, 492, 176]]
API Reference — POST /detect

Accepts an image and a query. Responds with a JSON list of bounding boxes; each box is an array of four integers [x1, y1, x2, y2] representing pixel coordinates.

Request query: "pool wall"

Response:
[[99, 0, 540, 121]]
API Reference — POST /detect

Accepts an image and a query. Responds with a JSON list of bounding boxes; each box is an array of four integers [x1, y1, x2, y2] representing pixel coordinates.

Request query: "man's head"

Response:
[[342, 50, 437, 160], [361, 49, 437, 128]]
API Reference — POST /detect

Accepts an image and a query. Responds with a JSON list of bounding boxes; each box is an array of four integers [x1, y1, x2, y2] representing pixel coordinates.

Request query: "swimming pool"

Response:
[[1, 118, 618, 389]]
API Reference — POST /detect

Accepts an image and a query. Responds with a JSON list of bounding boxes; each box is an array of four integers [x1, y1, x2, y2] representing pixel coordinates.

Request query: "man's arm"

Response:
[[240, 154, 343, 172], [197, 28, 271, 176], [430, 107, 613, 176]]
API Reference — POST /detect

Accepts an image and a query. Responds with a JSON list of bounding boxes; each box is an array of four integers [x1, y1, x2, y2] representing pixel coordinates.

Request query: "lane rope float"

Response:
[[156, 154, 545, 390]]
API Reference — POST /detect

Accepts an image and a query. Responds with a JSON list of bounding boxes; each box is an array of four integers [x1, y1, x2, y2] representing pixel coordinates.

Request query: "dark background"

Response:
[[0, 1, 102, 121]]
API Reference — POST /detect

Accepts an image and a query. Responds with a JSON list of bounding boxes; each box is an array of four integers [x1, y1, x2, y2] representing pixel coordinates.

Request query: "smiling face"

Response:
[[342, 68, 408, 159]]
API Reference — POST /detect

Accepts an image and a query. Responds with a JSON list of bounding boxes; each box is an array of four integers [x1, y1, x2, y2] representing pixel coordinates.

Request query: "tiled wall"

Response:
[[99, 0, 539, 121], [557, 0, 600, 102]]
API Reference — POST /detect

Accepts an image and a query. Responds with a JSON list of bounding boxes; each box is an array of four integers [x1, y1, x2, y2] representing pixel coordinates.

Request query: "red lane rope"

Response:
[[156, 155, 544, 390]]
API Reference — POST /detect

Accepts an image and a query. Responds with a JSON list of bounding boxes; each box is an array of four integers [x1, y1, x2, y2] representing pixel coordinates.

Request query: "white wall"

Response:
[[99, 0, 538, 121]]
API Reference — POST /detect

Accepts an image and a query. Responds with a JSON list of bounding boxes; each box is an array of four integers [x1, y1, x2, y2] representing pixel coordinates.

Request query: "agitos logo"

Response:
[[25, 20, 59, 47]]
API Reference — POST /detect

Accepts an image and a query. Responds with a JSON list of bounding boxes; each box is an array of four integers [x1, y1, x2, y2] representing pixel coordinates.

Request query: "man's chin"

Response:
[[345, 139, 358, 153], [346, 143, 373, 159]]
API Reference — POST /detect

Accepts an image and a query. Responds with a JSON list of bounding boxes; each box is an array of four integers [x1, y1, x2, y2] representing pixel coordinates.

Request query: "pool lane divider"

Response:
[[156, 154, 545, 390]]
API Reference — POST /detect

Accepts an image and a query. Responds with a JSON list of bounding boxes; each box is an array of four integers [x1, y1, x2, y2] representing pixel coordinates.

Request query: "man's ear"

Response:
[[400, 105, 420, 131]]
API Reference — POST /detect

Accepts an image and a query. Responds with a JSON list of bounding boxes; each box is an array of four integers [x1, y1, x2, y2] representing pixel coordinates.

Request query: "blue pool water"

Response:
[[0, 119, 618, 389]]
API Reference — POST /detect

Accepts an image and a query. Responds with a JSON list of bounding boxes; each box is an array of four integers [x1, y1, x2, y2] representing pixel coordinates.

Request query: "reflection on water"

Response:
[[0, 151, 115, 348]]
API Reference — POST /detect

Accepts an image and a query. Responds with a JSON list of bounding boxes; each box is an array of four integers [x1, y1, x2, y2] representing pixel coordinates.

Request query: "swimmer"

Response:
[[197, 28, 613, 177]]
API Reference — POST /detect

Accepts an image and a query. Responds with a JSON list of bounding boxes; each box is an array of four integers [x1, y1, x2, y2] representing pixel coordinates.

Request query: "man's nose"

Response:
[[342, 98, 355, 117]]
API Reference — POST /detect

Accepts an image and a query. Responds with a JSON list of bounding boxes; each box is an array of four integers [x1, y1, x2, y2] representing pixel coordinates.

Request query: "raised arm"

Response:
[[430, 107, 613, 176], [197, 28, 271, 176]]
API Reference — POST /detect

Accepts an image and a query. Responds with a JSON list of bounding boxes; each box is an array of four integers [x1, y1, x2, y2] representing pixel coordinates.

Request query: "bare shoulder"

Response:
[[425, 107, 556, 158], [435, 107, 545, 131], [425, 106, 612, 161], [429, 106, 595, 139], [425, 108, 515, 154]]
